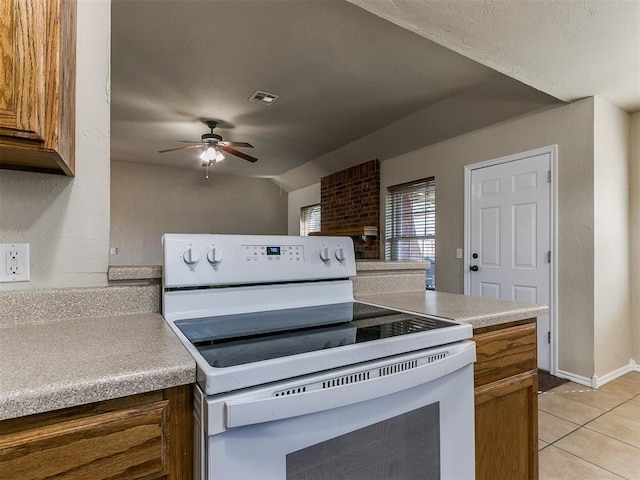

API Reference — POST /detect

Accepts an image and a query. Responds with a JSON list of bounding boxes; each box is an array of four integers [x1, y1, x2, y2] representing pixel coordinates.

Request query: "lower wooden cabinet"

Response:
[[473, 320, 538, 480], [0, 385, 192, 479]]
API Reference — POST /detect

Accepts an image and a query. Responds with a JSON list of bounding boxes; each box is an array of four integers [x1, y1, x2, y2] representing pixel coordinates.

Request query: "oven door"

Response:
[[196, 341, 475, 480]]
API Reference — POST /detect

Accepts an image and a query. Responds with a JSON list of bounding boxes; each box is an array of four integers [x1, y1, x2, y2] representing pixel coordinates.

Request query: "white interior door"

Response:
[[468, 151, 552, 371]]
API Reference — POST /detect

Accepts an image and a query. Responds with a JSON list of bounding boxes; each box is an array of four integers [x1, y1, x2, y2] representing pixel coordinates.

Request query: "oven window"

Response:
[[286, 403, 440, 480]]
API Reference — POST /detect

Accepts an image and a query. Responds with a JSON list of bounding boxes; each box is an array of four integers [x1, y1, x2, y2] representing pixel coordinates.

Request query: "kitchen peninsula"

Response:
[[357, 289, 547, 480], [0, 276, 546, 480]]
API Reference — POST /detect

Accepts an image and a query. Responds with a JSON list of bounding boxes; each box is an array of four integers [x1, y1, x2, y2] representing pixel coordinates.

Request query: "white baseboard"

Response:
[[557, 360, 637, 389], [592, 361, 636, 388], [555, 369, 594, 388]]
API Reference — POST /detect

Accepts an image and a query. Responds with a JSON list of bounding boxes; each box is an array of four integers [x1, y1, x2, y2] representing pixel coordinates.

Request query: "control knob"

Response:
[[182, 247, 199, 265], [207, 247, 224, 265], [319, 247, 331, 264], [334, 247, 345, 263]]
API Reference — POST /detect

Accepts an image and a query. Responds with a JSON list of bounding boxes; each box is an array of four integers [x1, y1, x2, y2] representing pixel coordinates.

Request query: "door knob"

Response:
[[470, 265, 479, 272]]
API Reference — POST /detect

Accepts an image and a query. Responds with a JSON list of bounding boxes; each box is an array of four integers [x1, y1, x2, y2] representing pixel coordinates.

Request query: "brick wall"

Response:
[[320, 159, 380, 259]]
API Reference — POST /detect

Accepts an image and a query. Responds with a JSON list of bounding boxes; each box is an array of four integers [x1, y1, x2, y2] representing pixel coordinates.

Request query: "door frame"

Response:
[[463, 145, 558, 375]]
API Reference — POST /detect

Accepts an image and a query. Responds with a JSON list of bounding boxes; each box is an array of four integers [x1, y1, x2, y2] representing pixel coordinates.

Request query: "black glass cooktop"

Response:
[[175, 302, 459, 368]]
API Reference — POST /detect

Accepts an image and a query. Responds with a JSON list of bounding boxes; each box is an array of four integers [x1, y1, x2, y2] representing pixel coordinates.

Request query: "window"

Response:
[[300, 204, 321, 236], [385, 178, 435, 289]]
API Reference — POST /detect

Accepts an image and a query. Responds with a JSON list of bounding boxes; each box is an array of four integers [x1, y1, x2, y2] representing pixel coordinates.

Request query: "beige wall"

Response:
[[631, 112, 640, 364], [0, 0, 111, 289], [593, 98, 632, 379], [380, 99, 596, 378], [288, 99, 597, 378], [110, 161, 288, 264], [273, 76, 560, 192]]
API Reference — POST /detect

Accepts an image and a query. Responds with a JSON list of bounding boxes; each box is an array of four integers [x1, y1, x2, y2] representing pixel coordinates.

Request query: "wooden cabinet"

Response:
[[0, 0, 76, 175], [473, 320, 538, 480], [0, 385, 192, 479]]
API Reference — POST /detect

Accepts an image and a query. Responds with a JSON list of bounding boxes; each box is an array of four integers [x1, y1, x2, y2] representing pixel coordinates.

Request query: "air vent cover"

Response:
[[249, 90, 279, 105], [268, 350, 451, 399], [274, 386, 306, 397]]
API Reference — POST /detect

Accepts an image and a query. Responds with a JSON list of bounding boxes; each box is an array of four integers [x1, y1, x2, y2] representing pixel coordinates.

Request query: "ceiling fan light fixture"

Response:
[[200, 146, 216, 162], [159, 120, 258, 164]]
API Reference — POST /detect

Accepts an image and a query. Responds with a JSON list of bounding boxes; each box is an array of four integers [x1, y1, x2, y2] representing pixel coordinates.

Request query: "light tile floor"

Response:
[[538, 372, 640, 480]]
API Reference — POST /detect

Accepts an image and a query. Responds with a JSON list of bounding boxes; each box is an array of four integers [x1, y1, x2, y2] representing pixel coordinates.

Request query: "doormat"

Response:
[[538, 370, 569, 393]]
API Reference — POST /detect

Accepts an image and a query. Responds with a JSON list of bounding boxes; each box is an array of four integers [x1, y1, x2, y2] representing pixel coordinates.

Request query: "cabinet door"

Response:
[[0, 0, 75, 175], [475, 370, 538, 480], [0, 0, 47, 139]]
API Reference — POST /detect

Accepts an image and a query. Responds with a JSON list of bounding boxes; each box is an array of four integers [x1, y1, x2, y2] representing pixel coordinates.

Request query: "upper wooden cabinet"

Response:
[[0, 0, 76, 175]]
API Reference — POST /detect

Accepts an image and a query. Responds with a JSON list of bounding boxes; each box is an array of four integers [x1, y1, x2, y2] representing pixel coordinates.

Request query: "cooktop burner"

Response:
[[175, 302, 459, 368]]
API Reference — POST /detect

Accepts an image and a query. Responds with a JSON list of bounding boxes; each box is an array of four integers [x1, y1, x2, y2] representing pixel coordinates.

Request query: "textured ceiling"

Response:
[[111, 0, 640, 182], [349, 0, 640, 113], [110, 0, 561, 179]]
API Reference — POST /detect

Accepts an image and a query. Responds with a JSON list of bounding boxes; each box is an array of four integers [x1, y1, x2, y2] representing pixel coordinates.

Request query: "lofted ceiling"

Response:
[[111, 0, 638, 184], [349, 0, 640, 113]]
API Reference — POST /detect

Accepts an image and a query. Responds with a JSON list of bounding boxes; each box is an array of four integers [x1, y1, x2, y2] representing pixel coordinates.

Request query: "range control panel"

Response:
[[163, 234, 356, 288], [243, 245, 303, 263]]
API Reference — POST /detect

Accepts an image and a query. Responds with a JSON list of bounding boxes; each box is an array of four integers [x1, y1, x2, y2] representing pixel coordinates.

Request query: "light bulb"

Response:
[[215, 150, 226, 162], [200, 146, 216, 162]]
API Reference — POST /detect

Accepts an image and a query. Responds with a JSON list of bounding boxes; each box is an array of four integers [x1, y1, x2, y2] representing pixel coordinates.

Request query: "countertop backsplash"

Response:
[[106, 261, 431, 296], [0, 283, 160, 327]]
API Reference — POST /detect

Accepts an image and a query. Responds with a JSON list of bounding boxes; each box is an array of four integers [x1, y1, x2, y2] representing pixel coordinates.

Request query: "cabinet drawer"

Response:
[[473, 322, 537, 388], [0, 400, 169, 479]]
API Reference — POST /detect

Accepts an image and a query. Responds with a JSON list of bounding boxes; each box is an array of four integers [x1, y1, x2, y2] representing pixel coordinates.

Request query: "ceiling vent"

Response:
[[249, 90, 279, 106]]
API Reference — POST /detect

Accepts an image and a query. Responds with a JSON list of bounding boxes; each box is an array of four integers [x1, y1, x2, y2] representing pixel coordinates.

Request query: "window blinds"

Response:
[[300, 204, 321, 236], [385, 177, 435, 288]]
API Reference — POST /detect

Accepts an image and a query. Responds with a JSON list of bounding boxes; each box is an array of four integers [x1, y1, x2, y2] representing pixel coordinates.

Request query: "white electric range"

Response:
[[162, 233, 476, 480]]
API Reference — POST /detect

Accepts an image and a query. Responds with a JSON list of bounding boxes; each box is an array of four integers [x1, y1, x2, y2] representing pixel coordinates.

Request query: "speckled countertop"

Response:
[[108, 264, 162, 281], [0, 285, 196, 422], [0, 313, 195, 421], [355, 290, 548, 330], [0, 284, 545, 422], [354, 260, 430, 272]]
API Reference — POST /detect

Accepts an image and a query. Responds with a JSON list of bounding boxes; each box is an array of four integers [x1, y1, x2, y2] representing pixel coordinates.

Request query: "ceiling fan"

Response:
[[158, 120, 258, 166]]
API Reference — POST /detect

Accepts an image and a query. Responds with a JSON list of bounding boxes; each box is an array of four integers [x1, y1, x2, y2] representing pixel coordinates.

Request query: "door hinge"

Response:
[[547, 250, 551, 263], [548, 331, 551, 344], [547, 170, 551, 183]]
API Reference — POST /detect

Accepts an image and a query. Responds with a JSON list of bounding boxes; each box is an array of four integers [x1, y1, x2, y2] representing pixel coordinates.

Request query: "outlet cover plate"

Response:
[[0, 243, 30, 282]]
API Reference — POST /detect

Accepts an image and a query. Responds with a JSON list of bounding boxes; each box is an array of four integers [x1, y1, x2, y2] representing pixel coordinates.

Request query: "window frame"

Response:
[[300, 203, 321, 236], [384, 177, 436, 289]]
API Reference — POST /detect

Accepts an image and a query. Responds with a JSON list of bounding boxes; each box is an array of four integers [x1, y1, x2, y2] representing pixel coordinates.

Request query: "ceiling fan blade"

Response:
[[158, 144, 201, 153], [177, 140, 202, 143], [220, 145, 258, 163], [219, 141, 254, 148]]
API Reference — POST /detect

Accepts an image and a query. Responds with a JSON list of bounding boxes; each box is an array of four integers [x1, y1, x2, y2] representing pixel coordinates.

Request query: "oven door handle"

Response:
[[221, 341, 475, 431]]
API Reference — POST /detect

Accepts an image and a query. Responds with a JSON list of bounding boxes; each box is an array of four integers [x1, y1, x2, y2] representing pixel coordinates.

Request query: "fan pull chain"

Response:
[[205, 163, 210, 180]]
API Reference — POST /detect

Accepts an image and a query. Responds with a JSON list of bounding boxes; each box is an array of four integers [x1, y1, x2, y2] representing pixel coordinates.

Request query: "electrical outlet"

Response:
[[0, 243, 30, 282]]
